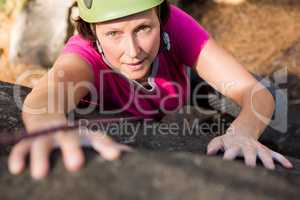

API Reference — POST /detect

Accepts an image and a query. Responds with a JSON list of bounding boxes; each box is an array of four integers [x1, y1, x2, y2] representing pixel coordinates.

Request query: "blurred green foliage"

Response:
[[0, 0, 6, 9]]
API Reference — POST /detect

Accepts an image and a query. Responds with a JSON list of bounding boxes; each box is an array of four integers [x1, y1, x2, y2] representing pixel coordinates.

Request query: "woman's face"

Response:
[[95, 8, 161, 81]]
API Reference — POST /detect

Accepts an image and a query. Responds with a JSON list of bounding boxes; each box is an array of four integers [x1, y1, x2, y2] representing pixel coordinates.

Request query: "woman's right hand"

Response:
[[8, 125, 132, 180], [7, 52, 130, 179]]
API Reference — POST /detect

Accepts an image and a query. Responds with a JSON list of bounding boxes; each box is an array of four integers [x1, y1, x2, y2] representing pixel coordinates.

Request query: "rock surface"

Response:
[[181, 0, 300, 73], [0, 80, 300, 200], [8, 0, 74, 68]]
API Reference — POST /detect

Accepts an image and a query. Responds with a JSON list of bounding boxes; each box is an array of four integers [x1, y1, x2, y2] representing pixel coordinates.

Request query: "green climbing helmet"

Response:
[[77, 0, 164, 23]]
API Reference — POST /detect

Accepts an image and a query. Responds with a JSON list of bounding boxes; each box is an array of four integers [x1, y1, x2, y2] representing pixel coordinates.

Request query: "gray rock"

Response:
[[0, 80, 300, 200], [0, 150, 300, 200]]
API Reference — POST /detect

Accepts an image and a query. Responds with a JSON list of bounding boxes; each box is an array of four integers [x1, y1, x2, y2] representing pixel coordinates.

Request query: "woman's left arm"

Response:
[[193, 38, 293, 169]]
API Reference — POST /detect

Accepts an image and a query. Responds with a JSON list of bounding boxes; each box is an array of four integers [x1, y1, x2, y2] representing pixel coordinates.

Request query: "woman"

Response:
[[8, 0, 292, 180]]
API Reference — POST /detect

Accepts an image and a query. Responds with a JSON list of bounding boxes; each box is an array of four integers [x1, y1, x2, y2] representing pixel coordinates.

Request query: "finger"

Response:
[[81, 134, 133, 152], [257, 148, 275, 170], [271, 151, 293, 169], [207, 137, 224, 155], [242, 147, 257, 168], [88, 133, 134, 152], [30, 136, 53, 180], [87, 132, 130, 160], [8, 140, 31, 175], [223, 147, 240, 160], [55, 131, 85, 172]]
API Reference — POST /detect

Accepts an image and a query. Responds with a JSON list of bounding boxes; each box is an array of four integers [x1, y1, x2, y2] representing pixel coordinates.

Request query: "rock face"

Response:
[[1, 150, 300, 200], [181, 0, 300, 73], [263, 39, 300, 77], [0, 80, 300, 200], [8, 0, 74, 68]]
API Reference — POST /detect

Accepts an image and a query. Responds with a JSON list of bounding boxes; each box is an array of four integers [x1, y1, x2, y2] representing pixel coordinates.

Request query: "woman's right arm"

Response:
[[22, 53, 94, 131], [8, 53, 131, 179]]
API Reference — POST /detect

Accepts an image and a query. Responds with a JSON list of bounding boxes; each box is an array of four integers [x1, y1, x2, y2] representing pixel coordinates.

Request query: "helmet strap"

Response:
[[158, 5, 161, 22], [96, 39, 116, 68], [96, 39, 104, 54]]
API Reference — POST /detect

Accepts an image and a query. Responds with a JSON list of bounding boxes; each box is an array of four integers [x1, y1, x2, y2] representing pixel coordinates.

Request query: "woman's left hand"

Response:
[[206, 132, 293, 170]]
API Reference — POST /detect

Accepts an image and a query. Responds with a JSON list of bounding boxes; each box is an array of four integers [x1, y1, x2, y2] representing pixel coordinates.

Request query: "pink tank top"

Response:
[[61, 5, 209, 119]]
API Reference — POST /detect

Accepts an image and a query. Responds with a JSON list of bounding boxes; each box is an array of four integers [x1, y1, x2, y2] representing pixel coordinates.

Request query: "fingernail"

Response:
[[32, 170, 45, 180], [106, 148, 120, 160], [67, 154, 83, 171], [247, 163, 256, 168], [119, 145, 134, 152], [286, 161, 293, 168], [31, 164, 48, 180], [9, 161, 22, 175], [207, 148, 212, 154], [269, 165, 275, 170]]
